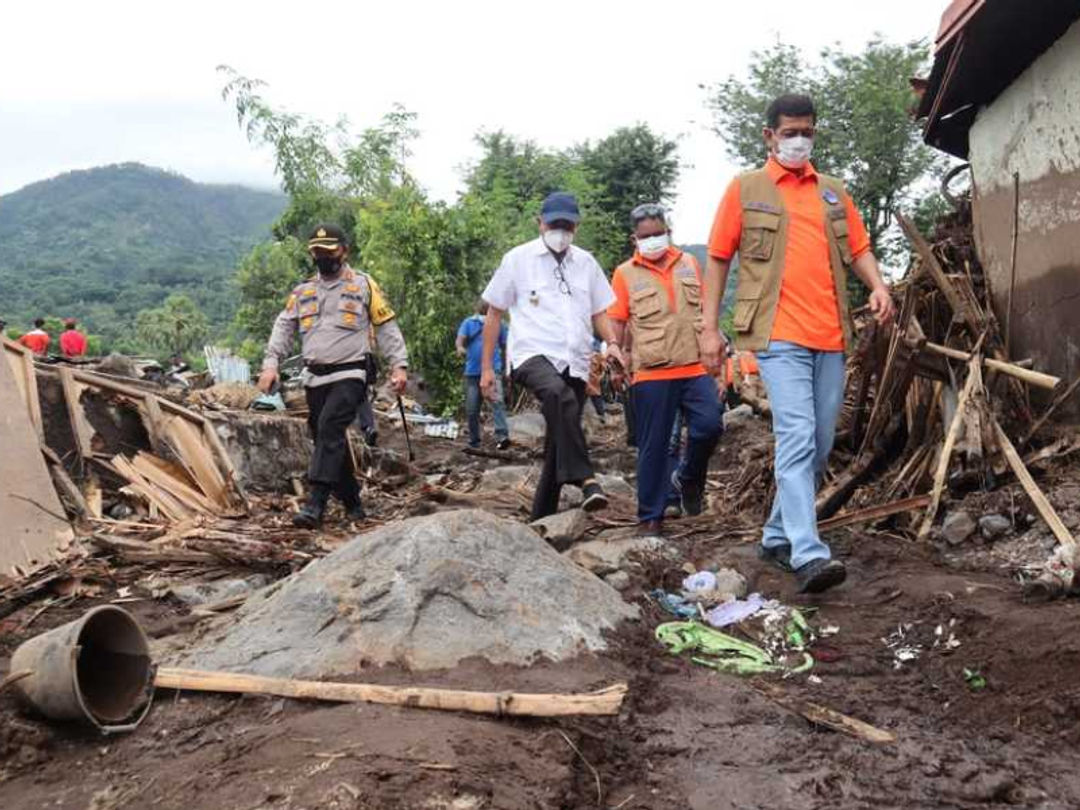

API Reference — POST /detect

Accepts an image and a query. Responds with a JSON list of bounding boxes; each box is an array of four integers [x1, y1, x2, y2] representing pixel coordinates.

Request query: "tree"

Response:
[[134, 293, 209, 359], [705, 38, 948, 271]]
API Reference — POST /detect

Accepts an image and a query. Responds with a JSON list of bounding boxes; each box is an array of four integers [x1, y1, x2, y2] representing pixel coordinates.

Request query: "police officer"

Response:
[[257, 224, 409, 528]]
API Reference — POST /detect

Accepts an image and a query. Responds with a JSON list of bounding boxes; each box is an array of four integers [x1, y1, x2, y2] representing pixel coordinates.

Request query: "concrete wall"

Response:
[[968, 17, 1080, 410]]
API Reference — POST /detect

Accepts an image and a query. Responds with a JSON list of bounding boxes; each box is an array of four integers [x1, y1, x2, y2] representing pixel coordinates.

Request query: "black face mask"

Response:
[[314, 255, 343, 276]]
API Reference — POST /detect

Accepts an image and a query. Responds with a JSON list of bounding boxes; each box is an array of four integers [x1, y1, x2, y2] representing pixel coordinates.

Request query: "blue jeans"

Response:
[[632, 375, 723, 522], [465, 376, 508, 446], [756, 341, 846, 569]]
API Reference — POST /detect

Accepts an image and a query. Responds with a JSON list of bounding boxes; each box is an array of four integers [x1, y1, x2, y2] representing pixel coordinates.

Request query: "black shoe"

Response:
[[580, 479, 609, 512], [363, 428, 379, 447], [496, 438, 511, 451], [795, 558, 847, 594], [292, 502, 325, 529], [343, 500, 367, 522], [757, 544, 793, 572], [680, 479, 704, 517], [663, 503, 684, 519]]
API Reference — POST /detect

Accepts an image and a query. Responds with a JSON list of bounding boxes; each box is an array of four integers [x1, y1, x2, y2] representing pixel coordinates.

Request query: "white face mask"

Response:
[[775, 135, 813, 169], [637, 233, 671, 259], [542, 228, 574, 253]]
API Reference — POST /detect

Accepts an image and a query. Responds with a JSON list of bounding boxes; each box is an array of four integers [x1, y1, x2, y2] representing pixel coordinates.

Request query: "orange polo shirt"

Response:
[[707, 158, 871, 352], [608, 247, 708, 383]]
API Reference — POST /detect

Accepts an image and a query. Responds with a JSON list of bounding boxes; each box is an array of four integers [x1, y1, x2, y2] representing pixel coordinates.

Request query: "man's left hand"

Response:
[[390, 366, 408, 395], [604, 343, 626, 373], [868, 286, 896, 325]]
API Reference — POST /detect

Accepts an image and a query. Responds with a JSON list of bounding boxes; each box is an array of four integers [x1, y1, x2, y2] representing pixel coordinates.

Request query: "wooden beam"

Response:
[[923, 342, 1061, 391], [58, 366, 95, 460], [919, 358, 981, 539], [993, 419, 1076, 550], [819, 494, 931, 532], [154, 667, 628, 718]]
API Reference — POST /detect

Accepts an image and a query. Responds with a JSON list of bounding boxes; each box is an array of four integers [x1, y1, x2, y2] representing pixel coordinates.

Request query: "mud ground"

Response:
[[4, 410, 1080, 810]]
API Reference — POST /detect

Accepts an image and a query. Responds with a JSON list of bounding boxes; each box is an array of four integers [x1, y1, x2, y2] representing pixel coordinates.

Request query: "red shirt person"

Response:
[[18, 318, 51, 355], [59, 318, 88, 357]]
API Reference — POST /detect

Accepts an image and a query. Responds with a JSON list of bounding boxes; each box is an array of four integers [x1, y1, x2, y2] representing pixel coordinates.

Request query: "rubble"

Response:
[[979, 514, 1012, 542], [942, 511, 977, 545]]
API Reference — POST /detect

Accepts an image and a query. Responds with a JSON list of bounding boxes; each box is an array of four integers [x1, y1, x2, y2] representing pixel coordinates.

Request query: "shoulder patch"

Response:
[[366, 277, 396, 326], [822, 188, 840, 205]]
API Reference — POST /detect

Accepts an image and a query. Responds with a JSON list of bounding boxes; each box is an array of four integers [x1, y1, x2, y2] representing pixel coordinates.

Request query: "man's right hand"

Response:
[[699, 329, 727, 375], [480, 367, 497, 401], [256, 368, 279, 394]]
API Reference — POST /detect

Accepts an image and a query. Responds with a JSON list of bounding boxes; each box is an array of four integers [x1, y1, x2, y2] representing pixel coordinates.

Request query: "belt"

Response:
[[306, 360, 368, 377]]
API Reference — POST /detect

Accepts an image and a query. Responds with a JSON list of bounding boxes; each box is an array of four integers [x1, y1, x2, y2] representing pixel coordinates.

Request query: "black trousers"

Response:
[[305, 378, 366, 505], [513, 356, 593, 520]]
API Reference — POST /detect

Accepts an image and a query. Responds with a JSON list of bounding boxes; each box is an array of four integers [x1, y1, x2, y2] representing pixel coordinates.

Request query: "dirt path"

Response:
[[4, 414, 1080, 809]]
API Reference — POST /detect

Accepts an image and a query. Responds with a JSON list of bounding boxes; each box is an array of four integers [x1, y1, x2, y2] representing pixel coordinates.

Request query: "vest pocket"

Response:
[[829, 214, 853, 265], [631, 287, 665, 320], [634, 324, 669, 368], [740, 210, 781, 261], [680, 278, 701, 306], [732, 299, 759, 334]]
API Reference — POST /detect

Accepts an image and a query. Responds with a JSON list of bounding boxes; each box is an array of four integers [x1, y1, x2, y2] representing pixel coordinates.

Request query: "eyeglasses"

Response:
[[630, 203, 667, 226], [553, 261, 572, 296]]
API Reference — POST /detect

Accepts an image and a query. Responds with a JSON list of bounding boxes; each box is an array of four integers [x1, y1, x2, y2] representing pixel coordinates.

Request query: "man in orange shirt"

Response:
[[18, 318, 51, 355], [700, 94, 895, 593], [610, 203, 722, 535], [59, 318, 89, 357]]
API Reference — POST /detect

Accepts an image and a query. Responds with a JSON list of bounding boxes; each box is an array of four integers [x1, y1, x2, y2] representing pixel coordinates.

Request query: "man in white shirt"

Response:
[[480, 192, 626, 521]]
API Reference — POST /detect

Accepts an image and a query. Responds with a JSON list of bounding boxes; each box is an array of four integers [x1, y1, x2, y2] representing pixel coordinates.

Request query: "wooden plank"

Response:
[[994, 419, 1076, 550], [40, 444, 90, 519], [0, 354, 74, 576], [2, 339, 44, 440], [111, 455, 194, 522], [162, 416, 229, 507], [70, 369, 206, 423], [1021, 374, 1080, 448], [129, 453, 218, 515], [755, 684, 895, 745], [918, 358, 981, 539], [154, 667, 629, 718], [924, 342, 1061, 391], [201, 418, 248, 504], [140, 395, 167, 455], [818, 495, 932, 532], [58, 366, 95, 460]]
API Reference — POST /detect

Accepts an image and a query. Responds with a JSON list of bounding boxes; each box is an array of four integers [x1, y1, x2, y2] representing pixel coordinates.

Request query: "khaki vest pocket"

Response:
[[631, 286, 665, 320], [732, 299, 760, 333], [634, 324, 669, 368], [680, 278, 701, 306], [740, 209, 781, 261], [830, 215, 854, 264]]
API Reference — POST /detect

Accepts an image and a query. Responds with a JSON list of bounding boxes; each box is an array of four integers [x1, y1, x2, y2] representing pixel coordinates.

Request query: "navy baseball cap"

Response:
[[540, 192, 581, 225]]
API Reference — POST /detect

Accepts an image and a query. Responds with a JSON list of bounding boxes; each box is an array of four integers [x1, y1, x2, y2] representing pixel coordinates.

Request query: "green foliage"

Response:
[[134, 293, 210, 360], [0, 162, 285, 348], [705, 37, 949, 269]]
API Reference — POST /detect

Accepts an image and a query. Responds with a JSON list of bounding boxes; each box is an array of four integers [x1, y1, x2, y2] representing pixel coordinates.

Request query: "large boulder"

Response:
[[172, 509, 636, 676], [507, 413, 547, 440]]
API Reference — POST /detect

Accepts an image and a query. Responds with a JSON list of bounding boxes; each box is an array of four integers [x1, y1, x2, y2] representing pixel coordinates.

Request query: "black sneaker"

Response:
[[795, 558, 847, 594], [670, 471, 703, 517], [757, 544, 793, 572], [292, 502, 325, 529], [580, 479, 609, 512], [496, 438, 511, 451], [343, 500, 367, 522]]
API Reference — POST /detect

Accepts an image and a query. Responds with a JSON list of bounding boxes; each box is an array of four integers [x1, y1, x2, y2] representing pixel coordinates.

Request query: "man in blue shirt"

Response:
[[457, 301, 510, 449]]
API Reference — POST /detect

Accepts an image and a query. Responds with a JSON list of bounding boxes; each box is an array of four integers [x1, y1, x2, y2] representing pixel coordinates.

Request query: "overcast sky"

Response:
[[1, 0, 946, 243]]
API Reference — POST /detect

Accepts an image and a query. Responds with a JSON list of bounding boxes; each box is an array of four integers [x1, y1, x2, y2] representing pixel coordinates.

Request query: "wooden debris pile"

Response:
[[819, 210, 1078, 551]]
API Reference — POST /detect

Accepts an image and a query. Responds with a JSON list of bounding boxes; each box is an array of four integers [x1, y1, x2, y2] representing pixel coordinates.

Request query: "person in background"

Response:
[[258, 224, 409, 528], [59, 318, 88, 358], [480, 192, 625, 520], [457, 301, 510, 450], [607, 203, 722, 536], [18, 318, 51, 355], [586, 338, 608, 424], [700, 93, 895, 593]]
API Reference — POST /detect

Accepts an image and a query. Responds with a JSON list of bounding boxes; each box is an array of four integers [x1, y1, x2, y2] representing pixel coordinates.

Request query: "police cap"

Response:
[[307, 223, 347, 252]]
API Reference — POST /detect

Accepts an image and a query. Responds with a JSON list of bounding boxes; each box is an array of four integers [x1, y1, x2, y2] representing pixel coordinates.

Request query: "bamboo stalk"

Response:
[[923, 342, 1061, 391], [154, 667, 628, 717]]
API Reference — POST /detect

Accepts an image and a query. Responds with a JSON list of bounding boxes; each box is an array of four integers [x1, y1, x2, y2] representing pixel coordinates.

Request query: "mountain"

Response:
[[0, 163, 286, 346]]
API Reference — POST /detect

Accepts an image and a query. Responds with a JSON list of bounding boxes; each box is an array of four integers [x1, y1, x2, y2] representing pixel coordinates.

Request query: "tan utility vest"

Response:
[[731, 168, 856, 352], [620, 251, 703, 372]]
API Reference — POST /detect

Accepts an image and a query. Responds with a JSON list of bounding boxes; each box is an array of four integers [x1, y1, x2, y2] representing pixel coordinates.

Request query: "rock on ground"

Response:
[[507, 413, 546, 440], [979, 514, 1012, 542], [172, 509, 636, 677], [530, 509, 588, 545], [942, 511, 977, 545], [212, 413, 312, 491], [171, 575, 271, 608], [478, 465, 535, 492], [566, 533, 667, 575]]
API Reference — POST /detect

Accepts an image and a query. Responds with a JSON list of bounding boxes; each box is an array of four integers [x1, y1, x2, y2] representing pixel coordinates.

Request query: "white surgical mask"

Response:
[[637, 233, 671, 259], [542, 228, 574, 254], [775, 135, 813, 169]]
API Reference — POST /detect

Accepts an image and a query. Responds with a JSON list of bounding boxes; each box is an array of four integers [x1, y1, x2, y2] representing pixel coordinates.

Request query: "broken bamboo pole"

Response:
[[154, 667, 628, 717], [1021, 374, 1080, 448], [923, 343, 1061, 391], [818, 494, 931, 532], [992, 419, 1076, 550]]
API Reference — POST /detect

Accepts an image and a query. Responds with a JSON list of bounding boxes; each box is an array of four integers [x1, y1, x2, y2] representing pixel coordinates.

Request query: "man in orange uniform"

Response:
[[609, 203, 722, 535], [59, 318, 88, 357], [18, 318, 51, 355], [700, 94, 895, 593]]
